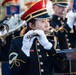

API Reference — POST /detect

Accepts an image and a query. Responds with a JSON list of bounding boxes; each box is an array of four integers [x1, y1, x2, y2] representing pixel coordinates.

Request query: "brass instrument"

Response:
[[0, 13, 26, 44], [0, 23, 9, 36], [0, 23, 9, 44], [3, 14, 25, 33], [0, 13, 26, 37]]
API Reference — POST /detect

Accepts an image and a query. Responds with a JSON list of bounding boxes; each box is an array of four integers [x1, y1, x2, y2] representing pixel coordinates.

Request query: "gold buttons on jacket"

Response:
[[68, 43, 71, 46], [61, 22, 64, 25], [66, 39, 69, 41], [37, 42, 40, 46], [65, 34, 68, 37], [58, 17, 60, 20], [46, 54, 49, 57], [39, 55, 42, 58], [69, 47, 72, 49], [38, 49, 40, 52], [40, 62, 43, 65], [41, 69, 44, 72]]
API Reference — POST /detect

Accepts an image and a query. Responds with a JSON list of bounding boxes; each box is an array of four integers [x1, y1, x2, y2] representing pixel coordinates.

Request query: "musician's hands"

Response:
[[67, 10, 75, 28], [34, 30, 53, 50], [21, 30, 36, 57]]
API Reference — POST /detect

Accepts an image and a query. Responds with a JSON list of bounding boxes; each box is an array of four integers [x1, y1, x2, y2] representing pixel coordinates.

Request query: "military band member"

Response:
[[0, 17, 22, 75], [9, 1, 67, 75], [49, 0, 76, 75], [66, 0, 76, 48], [0, 1, 23, 75]]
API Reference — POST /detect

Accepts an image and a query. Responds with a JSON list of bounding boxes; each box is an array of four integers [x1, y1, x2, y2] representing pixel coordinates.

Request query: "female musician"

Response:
[[9, 1, 67, 75]]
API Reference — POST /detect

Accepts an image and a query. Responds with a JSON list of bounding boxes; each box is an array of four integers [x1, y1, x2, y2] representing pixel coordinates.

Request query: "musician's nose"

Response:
[[45, 21, 50, 26]]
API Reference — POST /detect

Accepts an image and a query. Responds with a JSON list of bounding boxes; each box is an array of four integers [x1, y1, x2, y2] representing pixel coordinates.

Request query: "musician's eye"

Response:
[[41, 20, 45, 23]]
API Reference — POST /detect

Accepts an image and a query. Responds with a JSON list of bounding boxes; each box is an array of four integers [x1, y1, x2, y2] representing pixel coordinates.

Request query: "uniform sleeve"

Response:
[[9, 39, 29, 75]]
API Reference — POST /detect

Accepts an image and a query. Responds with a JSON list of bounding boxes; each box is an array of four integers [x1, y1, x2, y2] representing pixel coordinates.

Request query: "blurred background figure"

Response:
[[49, 0, 76, 75], [46, 0, 54, 15], [66, 0, 76, 49], [0, 0, 39, 75], [0, 0, 26, 75], [67, 0, 73, 12]]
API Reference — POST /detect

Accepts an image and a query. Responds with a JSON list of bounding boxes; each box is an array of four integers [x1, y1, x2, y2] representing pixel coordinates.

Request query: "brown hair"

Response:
[[20, 19, 36, 36]]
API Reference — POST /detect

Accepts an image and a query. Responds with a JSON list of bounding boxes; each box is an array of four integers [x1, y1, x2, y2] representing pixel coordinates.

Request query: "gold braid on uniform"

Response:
[[9, 52, 26, 69], [50, 26, 68, 33], [10, 59, 26, 69], [58, 26, 68, 33], [49, 26, 58, 32], [54, 36, 58, 49]]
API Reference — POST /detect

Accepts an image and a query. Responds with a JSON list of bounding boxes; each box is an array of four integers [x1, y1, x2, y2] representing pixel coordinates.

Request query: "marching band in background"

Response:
[[50, 0, 76, 75], [0, 0, 76, 75]]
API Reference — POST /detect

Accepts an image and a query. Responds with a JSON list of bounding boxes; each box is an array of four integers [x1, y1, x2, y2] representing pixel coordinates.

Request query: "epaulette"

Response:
[[13, 36, 23, 39]]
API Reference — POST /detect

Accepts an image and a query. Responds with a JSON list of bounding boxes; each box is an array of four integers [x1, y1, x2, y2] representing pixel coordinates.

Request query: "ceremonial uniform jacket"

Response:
[[50, 15, 76, 74], [9, 35, 67, 75]]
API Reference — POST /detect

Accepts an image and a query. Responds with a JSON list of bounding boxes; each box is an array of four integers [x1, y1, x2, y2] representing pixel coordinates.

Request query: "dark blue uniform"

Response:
[[50, 15, 76, 74], [9, 35, 67, 75]]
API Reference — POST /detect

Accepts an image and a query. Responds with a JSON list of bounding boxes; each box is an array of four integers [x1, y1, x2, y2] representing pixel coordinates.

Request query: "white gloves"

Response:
[[21, 30, 35, 57], [21, 30, 54, 57], [66, 10, 76, 28], [34, 30, 53, 50]]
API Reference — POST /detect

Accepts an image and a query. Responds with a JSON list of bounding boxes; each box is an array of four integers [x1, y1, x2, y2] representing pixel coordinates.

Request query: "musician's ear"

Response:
[[28, 22, 35, 29]]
